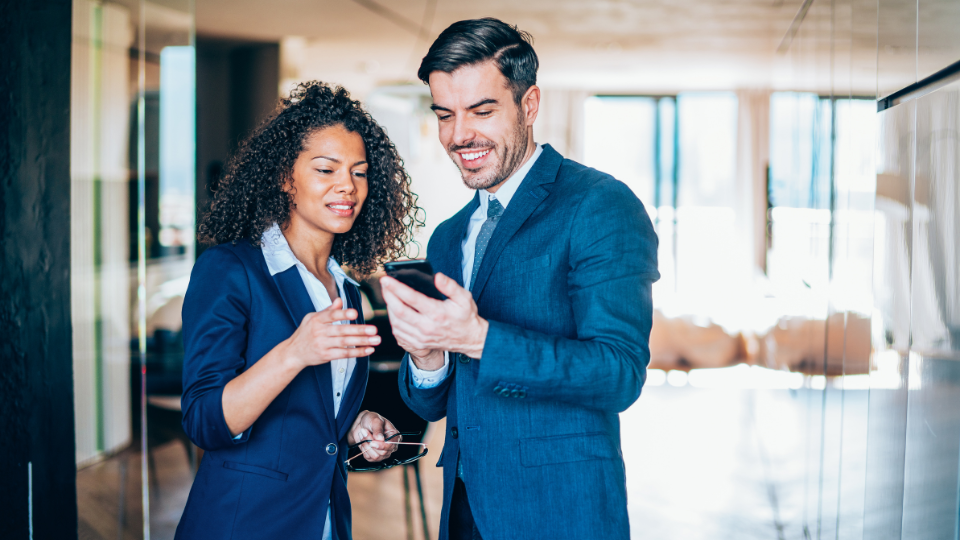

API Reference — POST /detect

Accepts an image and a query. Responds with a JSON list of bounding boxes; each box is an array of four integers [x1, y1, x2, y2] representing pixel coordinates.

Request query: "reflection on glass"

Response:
[[140, 1, 196, 537], [863, 99, 915, 540], [899, 82, 960, 540], [72, 0, 142, 537]]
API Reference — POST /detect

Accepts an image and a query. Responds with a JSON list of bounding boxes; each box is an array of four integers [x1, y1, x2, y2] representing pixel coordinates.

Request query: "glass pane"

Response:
[[674, 92, 739, 312], [863, 98, 915, 540], [899, 79, 960, 540], [878, 0, 917, 99], [918, 0, 960, 84], [583, 96, 657, 209], [72, 0, 142, 537], [138, 0, 196, 537]]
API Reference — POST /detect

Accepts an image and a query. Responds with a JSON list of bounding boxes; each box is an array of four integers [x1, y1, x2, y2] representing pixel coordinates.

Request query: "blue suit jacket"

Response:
[[399, 145, 659, 540], [175, 241, 368, 540]]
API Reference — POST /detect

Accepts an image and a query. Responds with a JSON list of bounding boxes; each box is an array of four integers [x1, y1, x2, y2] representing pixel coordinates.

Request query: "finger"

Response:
[[382, 290, 429, 326], [434, 272, 473, 308], [381, 275, 441, 313], [312, 308, 359, 326], [323, 335, 381, 348], [324, 324, 379, 337], [385, 318, 430, 350], [314, 347, 375, 362]]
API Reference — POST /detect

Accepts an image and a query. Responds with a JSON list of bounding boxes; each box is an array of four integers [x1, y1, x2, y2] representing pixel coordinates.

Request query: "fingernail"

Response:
[[366, 347, 374, 354], [370, 336, 381, 344], [366, 327, 377, 335]]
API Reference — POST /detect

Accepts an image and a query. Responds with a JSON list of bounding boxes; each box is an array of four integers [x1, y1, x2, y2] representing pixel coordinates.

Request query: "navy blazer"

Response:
[[399, 144, 659, 540], [175, 241, 368, 540]]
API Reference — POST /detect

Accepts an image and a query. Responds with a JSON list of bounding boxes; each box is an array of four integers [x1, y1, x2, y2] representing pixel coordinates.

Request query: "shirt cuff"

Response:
[[409, 352, 451, 389]]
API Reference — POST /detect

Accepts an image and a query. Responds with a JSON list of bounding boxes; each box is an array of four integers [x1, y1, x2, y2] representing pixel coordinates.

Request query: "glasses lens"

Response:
[[346, 433, 426, 470]]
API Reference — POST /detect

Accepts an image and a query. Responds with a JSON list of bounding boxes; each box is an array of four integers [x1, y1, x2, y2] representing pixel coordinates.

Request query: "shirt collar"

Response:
[[479, 143, 542, 213], [260, 223, 359, 287]]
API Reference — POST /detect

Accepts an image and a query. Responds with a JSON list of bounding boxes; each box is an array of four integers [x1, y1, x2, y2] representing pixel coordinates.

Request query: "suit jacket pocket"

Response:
[[222, 460, 289, 481], [519, 432, 620, 467]]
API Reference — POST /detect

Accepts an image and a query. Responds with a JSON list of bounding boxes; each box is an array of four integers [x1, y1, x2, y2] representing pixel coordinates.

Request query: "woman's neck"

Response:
[[281, 219, 335, 284]]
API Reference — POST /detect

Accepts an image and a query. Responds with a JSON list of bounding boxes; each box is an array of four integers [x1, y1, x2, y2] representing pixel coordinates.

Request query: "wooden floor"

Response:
[[77, 385, 845, 540], [76, 421, 447, 540]]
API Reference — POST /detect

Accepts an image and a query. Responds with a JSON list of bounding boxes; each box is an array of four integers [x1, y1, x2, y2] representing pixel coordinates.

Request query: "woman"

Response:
[[176, 81, 422, 540]]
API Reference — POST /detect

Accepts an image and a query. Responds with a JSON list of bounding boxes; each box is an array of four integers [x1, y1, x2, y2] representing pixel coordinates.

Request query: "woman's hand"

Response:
[[283, 298, 380, 370], [347, 411, 399, 462]]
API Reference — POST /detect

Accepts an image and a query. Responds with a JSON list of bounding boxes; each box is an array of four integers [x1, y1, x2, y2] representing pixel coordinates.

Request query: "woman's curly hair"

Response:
[[198, 81, 424, 276]]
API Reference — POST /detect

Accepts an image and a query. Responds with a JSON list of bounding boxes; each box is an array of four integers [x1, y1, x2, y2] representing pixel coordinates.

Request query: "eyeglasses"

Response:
[[345, 431, 429, 472]]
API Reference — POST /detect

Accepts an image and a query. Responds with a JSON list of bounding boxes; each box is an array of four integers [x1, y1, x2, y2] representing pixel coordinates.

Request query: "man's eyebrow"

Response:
[[467, 98, 498, 109], [312, 155, 341, 163], [429, 99, 498, 112]]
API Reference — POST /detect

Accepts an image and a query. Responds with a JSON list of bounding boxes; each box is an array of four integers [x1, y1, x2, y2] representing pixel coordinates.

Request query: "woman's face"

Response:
[[286, 124, 369, 238]]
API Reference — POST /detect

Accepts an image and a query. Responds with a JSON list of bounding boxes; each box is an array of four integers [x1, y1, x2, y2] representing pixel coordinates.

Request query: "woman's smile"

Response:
[[326, 200, 357, 217]]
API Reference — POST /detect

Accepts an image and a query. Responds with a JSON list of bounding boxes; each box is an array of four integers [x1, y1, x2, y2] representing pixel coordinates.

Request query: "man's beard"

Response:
[[450, 120, 529, 191]]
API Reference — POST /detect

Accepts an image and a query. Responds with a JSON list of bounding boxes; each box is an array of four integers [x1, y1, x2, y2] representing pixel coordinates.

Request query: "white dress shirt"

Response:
[[409, 144, 543, 389], [260, 222, 360, 540]]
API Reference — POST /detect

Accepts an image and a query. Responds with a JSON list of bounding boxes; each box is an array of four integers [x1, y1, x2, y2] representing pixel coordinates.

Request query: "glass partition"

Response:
[[73, 0, 195, 538]]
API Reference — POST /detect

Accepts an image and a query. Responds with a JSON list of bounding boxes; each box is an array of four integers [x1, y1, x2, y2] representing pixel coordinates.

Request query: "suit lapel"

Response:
[[431, 191, 479, 289], [336, 281, 369, 438], [470, 145, 563, 300], [272, 266, 336, 433]]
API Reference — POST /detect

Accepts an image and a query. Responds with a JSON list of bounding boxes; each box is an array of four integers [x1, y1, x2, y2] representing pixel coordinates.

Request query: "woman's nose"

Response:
[[335, 172, 357, 193]]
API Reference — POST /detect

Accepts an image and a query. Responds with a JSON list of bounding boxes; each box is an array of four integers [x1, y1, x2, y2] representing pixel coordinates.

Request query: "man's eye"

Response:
[[437, 114, 451, 121], [476, 111, 492, 117]]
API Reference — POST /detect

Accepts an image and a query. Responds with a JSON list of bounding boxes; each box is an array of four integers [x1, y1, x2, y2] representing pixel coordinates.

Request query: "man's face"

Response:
[[428, 60, 537, 191]]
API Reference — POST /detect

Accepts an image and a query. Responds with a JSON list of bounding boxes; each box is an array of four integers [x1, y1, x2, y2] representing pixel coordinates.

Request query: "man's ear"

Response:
[[522, 85, 540, 127]]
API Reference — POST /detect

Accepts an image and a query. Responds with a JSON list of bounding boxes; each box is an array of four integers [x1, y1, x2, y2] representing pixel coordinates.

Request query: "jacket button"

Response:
[[326, 443, 337, 455], [493, 386, 502, 393], [451, 427, 459, 439], [459, 354, 471, 364]]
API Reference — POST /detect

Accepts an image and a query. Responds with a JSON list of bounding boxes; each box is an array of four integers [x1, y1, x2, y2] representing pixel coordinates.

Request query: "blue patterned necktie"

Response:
[[458, 195, 504, 481], [468, 196, 505, 291]]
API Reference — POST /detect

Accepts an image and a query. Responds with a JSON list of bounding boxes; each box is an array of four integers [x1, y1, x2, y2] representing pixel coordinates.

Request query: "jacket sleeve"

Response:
[[476, 178, 660, 413], [180, 247, 254, 451], [398, 353, 453, 422]]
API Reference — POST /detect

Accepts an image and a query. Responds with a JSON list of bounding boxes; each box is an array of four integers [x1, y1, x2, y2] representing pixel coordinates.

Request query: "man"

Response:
[[380, 18, 659, 540]]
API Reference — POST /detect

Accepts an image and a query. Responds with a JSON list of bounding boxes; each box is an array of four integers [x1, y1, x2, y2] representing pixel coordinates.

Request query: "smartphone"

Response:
[[384, 259, 446, 300]]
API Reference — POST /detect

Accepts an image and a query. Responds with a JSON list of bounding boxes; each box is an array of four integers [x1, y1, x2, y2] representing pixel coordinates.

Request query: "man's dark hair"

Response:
[[418, 18, 539, 104]]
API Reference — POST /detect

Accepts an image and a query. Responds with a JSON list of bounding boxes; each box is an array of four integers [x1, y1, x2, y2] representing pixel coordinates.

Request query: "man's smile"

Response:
[[457, 148, 492, 167]]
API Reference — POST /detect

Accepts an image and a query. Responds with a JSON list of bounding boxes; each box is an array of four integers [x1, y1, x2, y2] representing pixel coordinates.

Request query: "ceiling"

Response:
[[193, 0, 889, 95]]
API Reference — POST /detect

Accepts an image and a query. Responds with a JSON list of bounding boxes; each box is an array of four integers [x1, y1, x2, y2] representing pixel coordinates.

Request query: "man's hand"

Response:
[[380, 272, 488, 367], [347, 410, 399, 462]]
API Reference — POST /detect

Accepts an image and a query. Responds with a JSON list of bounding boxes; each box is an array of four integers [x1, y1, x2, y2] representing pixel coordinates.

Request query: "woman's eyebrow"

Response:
[[312, 155, 340, 163], [353, 160, 367, 167]]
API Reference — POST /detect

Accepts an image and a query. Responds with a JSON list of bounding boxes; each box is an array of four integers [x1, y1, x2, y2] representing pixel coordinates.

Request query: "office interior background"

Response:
[[1, 0, 959, 538]]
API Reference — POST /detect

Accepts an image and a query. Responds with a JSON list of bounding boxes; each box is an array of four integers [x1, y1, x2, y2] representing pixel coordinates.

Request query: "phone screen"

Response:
[[384, 260, 446, 300]]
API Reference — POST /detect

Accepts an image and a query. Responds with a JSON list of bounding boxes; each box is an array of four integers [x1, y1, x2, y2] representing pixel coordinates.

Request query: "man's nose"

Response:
[[451, 116, 475, 147]]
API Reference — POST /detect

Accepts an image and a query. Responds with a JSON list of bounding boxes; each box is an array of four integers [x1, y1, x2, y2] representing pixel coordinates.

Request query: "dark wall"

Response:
[[195, 38, 279, 255], [0, 0, 77, 539]]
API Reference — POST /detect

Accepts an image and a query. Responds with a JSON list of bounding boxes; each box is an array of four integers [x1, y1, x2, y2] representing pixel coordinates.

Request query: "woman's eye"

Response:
[[354, 171, 367, 178], [315, 168, 333, 174]]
